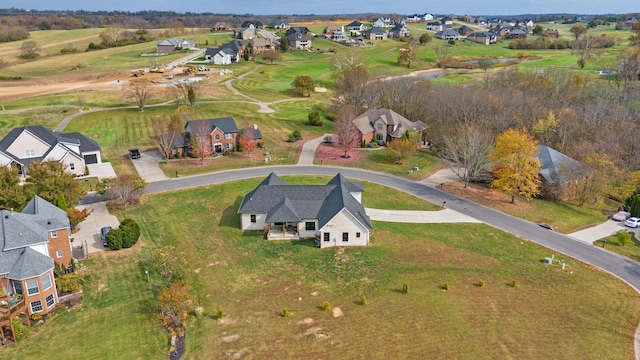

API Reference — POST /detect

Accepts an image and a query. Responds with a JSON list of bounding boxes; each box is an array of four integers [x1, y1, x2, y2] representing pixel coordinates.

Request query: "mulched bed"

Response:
[[314, 143, 364, 164]]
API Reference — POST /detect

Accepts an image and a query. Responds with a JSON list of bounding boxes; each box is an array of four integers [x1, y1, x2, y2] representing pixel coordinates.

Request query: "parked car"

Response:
[[625, 217, 640, 228], [101, 226, 112, 247], [537, 223, 554, 231], [197, 65, 209, 71], [129, 148, 141, 159], [612, 210, 631, 221]]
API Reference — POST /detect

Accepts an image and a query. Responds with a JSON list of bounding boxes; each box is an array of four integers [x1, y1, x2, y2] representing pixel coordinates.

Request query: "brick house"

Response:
[[0, 196, 74, 344], [351, 108, 428, 146], [184, 118, 263, 157]]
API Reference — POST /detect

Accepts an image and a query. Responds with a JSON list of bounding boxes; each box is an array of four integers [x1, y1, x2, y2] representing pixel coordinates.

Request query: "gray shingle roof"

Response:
[[536, 145, 590, 185], [0, 126, 100, 165], [238, 173, 371, 230], [0, 196, 65, 279], [186, 117, 239, 135], [6, 247, 54, 280]]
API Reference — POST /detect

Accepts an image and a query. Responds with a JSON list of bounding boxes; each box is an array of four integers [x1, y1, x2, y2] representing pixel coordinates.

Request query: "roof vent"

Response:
[[47, 221, 51, 225], [4, 215, 7, 219]]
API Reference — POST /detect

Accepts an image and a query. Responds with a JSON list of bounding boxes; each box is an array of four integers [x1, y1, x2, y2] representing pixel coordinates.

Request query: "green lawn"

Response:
[[317, 147, 446, 181], [595, 233, 640, 262], [6, 178, 638, 359]]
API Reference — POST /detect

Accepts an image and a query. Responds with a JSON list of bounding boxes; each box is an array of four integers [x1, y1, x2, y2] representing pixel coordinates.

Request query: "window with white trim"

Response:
[[224, 133, 233, 139], [25, 149, 36, 157], [215, 134, 220, 140], [342, 232, 349, 242], [46, 294, 55, 307], [56, 250, 63, 258], [51, 230, 58, 238], [250, 215, 256, 223], [30, 300, 43, 313], [356, 232, 361, 238], [225, 143, 233, 149], [42, 274, 52, 291], [70, 163, 75, 170], [26, 280, 40, 295]]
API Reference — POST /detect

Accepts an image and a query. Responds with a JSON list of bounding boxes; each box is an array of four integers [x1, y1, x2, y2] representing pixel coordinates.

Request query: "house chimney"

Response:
[[253, 124, 258, 130]]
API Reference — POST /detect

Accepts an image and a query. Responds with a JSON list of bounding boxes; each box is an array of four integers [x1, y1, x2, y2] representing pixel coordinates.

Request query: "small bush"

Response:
[[512, 280, 518, 288], [617, 230, 632, 246], [216, 306, 223, 319], [282, 307, 291, 317], [287, 133, 295, 143], [106, 229, 123, 250], [442, 282, 449, 290], [402, 282, 409, 294], [478, 280, 485, 287], [360, 295, 367, 306], [323, 301, 331, 311], [31, 313, 42, 322], [194, 306, 204, 318], [12, 318, 31, 340], [292, 129, 302, 138]]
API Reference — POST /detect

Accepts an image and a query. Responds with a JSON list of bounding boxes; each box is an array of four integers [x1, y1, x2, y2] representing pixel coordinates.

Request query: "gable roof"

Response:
[[0, 126, 99, 166], [238, 173, 371, 229], [536, 145, 590, 185], [352, 108, 428, 136], [0, 196, 64, 279], [186, 117, 239, 135]]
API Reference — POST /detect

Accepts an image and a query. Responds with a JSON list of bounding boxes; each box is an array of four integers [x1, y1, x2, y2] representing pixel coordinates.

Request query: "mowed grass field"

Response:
[[5, 177, 638, 359]]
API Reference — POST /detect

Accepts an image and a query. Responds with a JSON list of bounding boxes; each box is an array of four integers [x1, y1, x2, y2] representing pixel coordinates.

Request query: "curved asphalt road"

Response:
[[147, 165, 640, 295]]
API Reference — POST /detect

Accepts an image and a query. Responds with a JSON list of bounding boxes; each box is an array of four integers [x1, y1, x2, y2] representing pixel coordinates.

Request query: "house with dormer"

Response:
[[350, 108, 428, 146], [388, 24, 410, 38], [0, 126, 101, 177], [426, 21, 443, 31], [238, 173, 372, 248], [346, 21, 367, 34], [0, 196, 74, 343]]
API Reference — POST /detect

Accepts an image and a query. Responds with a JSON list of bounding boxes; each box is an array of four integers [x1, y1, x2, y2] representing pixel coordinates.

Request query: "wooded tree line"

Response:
[[331, 46, 640, 202]]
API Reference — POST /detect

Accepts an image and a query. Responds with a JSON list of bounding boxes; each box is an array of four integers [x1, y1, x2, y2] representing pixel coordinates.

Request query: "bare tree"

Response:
[[441, 123, 493, 188], [152, 115, 179, 163], [171, 81, 201, 107], [19, 40, 40, 59], [100, 26, 124, 46], [189, 120, 211, 164], [334, 105, 359, 158], [124, 80, 150, 111], [397, 37, 419, 68], [262, 49, 282, 64], [432, 43, 452, 68], [331, 49, 370, 111], [105, 174, 147, 210]]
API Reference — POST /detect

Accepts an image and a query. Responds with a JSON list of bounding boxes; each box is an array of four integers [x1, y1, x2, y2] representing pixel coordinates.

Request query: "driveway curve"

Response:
[[145, 165, 640, 300]]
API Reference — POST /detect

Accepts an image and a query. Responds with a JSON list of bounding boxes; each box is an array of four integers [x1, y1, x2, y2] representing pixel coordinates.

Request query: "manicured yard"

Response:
[[315, 144, 445, 180], [595, 233, 640, 262], [442, 181, 609, 233], [6, 178, 638, 359]]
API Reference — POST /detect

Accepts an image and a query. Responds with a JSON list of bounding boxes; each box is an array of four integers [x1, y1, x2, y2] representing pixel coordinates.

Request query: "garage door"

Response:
[[84, 154, 98, 164]]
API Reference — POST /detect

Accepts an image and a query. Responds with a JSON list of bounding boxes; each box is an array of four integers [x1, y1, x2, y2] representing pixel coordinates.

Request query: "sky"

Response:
[[2, 0, 637, 16]]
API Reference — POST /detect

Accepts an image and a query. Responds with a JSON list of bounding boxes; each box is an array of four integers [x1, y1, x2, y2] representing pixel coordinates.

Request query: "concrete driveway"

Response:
[[131, 151, 170, 182], [366, 208, 482, 223], [74, 200, 120, 253], [569, 219, 640, 244]]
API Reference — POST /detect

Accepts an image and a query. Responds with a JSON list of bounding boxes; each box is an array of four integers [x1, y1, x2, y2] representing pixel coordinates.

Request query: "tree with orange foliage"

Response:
[[237, 128, 258, 158], [158, 280, 191, 330]]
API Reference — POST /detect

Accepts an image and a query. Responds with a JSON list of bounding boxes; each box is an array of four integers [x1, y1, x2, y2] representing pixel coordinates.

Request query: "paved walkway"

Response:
[[297, 134, 331, 165]]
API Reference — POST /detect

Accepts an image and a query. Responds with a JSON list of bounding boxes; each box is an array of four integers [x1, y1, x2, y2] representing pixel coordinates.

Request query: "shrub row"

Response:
[[106, 218, 141, 250]]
